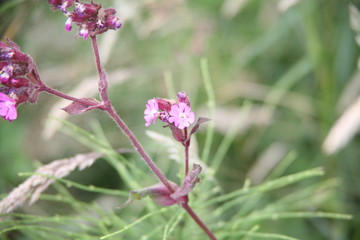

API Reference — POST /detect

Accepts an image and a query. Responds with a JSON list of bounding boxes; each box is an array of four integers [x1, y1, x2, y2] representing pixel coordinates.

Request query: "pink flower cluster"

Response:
[[48, 0, 122, 40], [144, 92, 195, 130], [0, 40, 42, 122]]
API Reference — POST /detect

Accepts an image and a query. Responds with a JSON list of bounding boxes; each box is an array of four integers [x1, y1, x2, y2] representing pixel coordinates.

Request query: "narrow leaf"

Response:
[[118, 182, 179, 209], [189, 117, 211, 137], [62, 98, 100, 115], [171, 164, 202, 201]]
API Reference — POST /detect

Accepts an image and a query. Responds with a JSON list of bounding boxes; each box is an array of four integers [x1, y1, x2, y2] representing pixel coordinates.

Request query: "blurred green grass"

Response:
[[0, 0, 359, 239]]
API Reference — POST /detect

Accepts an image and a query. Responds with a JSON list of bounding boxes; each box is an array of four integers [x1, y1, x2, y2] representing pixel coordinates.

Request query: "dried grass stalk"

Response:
[[0, 152, 102, 214], [323, 96, 360, 155]]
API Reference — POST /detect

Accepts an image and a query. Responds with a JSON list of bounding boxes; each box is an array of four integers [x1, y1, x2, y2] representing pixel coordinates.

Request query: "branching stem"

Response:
[[45, 35, 217, 240]]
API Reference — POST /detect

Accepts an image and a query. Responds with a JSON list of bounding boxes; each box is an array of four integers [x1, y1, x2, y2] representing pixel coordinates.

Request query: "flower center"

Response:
[[179, 112, 186, 119]]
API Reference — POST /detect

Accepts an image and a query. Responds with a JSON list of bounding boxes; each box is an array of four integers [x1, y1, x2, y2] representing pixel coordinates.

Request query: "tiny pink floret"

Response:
[[168, 102, 195, 129], [144, 98, 159, 126], [65, 18, 73, 32], [79, 27, 89, 39], [0, 93, 17, 121]]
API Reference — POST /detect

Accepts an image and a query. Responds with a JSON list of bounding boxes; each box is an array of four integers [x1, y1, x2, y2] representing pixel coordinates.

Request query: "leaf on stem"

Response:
[[167, 124, 186, 143], [171, 164, 202, 201], [189, 117, 211, 137], [62, 98, 101, 115], [118, 182, 180, 208]]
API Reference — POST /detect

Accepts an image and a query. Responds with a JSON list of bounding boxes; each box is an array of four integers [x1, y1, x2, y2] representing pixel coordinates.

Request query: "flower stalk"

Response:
[[89, 35, 216, 239]]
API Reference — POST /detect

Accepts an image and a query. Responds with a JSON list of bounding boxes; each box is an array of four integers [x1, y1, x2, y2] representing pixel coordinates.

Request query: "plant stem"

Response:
[[184, 127, 189, 176], [91, 36, 109, 104], [90, 34, 216, 240], [182, 203, 217, 240], [42, 85, 101, 107], [105, 105, 174, 192], [90, 35, 174, 192]]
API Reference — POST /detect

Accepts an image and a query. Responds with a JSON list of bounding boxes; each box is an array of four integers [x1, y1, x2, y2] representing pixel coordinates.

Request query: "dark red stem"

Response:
[[105, 105, 174, 191], [90, 35, 217, 240], [184, 127, 189, 176], [91, 36, 109, 104], [182, 203, 217, 240], [42, 85, 103, 108], [90, 35, 174, 192]]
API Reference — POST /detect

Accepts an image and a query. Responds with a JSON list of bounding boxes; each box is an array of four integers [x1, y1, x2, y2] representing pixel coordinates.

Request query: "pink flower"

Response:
[[79, 27, 89, 39], [0, 65, 13, 84], [65, 17, 72, 32], [144, 98, 159, 126], [0, 93, 17, 121], [168, 102, 195, 129]]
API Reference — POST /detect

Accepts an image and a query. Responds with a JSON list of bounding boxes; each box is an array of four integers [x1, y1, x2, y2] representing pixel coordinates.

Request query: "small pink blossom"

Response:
[[79, 27, 89, 39], [0, 65, 13, 84], [168, 102, 195, 129], [144, 98, 159, 126], [65, 17, 73, 32], [75, 3, 86, 14], [60, 0, 73, 13], [0, 93, 17, 121]]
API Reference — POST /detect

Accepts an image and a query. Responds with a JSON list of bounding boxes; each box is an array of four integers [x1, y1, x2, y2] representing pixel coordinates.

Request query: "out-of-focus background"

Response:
[[0, 0, 359, 239]]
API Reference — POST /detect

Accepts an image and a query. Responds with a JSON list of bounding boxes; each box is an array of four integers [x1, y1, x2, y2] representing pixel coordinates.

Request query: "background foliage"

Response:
[[0, 0, 358, 239]]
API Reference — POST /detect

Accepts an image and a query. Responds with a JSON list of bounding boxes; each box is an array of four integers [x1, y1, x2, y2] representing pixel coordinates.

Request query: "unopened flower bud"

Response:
[[107, 15, 122, 29], [75, 2, 100, 16], [157, 98, 172, 112], [48, 0, 63, 11], [10, 77, 28, 88], [177, 91, 190, 106], [104, 8, 116, 16], [60, 0, 73, 13]]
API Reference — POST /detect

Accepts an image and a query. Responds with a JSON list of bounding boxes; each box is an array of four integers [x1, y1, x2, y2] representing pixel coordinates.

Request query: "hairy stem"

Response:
[[42, 85, 102, 107], [182, 203, 217, 240], [106, 105, 174, 191], [90, 36, 173, 192], [90, 35, 216, 240], [184, 127, 189, 176], [91, 36, 109, 104]]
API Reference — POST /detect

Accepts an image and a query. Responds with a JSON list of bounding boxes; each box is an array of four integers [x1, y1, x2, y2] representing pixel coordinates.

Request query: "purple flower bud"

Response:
[[65, 17, 72, 31], [48, 0, 63, 11], [75, 2, 100, 16], [79, 27, 89, 40], [177, 91, 190, 106], [157, 98, 173, 112], [60, 0, 73, 13], [106, 15, 122, 29], [10, 77, 28, 88], [104, 8, 116, 16]]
